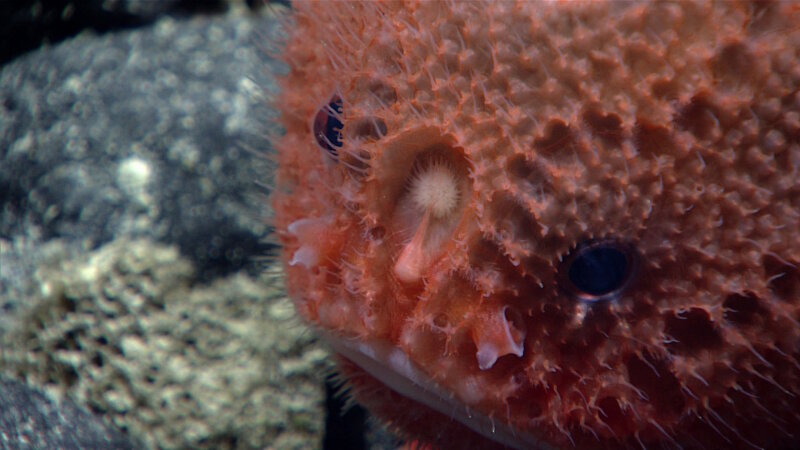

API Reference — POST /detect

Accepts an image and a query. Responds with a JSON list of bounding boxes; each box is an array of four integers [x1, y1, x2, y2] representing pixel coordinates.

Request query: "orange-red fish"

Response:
[[273, 1, 800, 448]]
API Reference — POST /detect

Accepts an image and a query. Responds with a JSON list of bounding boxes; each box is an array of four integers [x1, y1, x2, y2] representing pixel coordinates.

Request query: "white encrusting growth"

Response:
[[117, 157, 152, 206], [409, 159, 460, 219]]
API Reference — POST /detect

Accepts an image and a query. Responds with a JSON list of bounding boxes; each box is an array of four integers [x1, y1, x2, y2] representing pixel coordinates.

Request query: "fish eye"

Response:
[[561, 239, 638, 302], [313, 95, 344, 159]]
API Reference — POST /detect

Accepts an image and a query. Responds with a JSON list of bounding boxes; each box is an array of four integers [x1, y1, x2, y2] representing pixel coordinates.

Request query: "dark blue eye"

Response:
[[563, 239, 638, 302], [313, 96, 343, 158]]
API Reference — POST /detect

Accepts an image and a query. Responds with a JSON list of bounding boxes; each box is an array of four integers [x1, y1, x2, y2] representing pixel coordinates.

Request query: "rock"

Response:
[[0, 375, 137, 449], [0, 0, 267, 66], [0, 5, 330, 450], [0, 7, 284, 284]]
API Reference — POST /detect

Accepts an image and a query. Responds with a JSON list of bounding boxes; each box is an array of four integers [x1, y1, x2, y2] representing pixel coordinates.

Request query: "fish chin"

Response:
[[323, 331, 553, 450]]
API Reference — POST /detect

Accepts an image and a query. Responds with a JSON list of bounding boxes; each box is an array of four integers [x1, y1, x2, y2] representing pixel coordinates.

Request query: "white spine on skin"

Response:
[[475, 306, 526, 370]]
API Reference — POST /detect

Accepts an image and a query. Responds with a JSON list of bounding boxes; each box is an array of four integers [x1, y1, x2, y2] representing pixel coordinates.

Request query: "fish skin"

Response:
[[273, 1, 800, 449]]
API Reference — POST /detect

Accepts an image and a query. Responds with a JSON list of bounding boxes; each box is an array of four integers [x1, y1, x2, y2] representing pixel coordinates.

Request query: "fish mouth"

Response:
[[323, 330, 555, 450]]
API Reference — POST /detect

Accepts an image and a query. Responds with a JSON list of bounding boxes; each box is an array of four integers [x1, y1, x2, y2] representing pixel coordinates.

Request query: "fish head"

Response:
[[273, 2, 800, 448]]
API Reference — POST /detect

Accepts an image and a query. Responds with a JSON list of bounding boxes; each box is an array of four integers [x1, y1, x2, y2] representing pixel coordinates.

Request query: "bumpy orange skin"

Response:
[[273, 1, 800, 449]]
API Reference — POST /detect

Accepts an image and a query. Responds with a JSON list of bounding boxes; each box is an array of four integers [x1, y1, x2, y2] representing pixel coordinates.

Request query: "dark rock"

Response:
[[0, 376, 137, 449], [0, 8, 284, 285], [0, 0, 275, 67]]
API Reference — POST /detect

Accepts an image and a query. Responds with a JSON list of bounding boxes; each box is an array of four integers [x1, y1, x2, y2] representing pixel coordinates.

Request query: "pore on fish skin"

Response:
[[272, 1, 800, 449]]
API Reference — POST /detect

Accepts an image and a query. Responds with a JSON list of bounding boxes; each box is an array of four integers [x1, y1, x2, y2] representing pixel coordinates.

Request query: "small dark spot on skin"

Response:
[[367, 79, 397, 105], [712, 41, 756, 86], [723, 292, 765, 327], [634, 119, 675, 157], [664, 307, 722, 355], [505, 378, 547, 419], [650, 77, 680, 99], [534, 119, 572, 155], [432, 313, 448, 328], [582, 108, 624, 146], [596, 396, 634, 436], [325, 266, 342, 286], [506, 155, 553, 201], [625, 351, 685, 416], [368, 226, 385, 241], [676, 93, 721, 141]]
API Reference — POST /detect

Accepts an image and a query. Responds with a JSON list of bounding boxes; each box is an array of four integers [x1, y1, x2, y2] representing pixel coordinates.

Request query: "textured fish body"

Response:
[[273, 1, 800, 448]]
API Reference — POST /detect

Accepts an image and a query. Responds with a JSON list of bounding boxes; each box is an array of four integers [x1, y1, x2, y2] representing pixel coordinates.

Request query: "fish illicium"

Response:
[[272, 1, 800, 449]]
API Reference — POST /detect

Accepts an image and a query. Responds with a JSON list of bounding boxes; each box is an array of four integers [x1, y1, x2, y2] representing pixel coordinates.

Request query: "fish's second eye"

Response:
[[561, 239, 638, 302], [313, 95, 343, 159]]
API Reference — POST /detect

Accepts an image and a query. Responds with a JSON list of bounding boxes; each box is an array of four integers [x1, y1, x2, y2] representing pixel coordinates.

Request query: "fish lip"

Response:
[[322, 330, 556, 450]]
